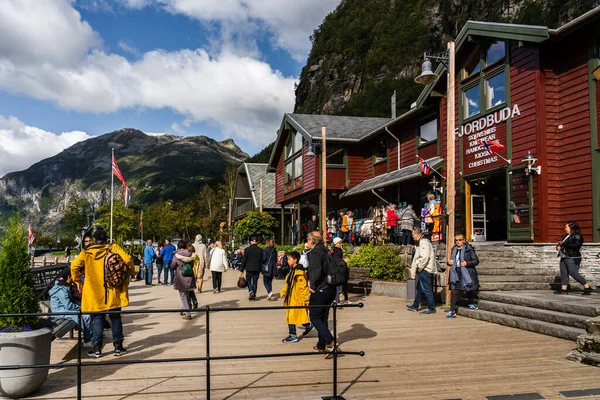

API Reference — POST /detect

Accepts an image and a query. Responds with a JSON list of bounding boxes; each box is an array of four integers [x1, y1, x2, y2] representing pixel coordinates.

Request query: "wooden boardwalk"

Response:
[[33, 270, 600, 400]]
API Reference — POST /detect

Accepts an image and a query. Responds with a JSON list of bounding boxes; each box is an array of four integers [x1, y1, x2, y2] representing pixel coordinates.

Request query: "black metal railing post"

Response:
[[205, 305, 211, 400], [332, 302, 339, 399], [77, 310, 82, 400]]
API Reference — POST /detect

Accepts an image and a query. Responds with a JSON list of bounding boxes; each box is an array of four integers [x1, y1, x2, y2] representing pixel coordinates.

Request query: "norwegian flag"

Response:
[[139, 210, 143, 230], [480, 139, 505, 155], [418, 156, 431, 175], [112, 155, 126, 185], [28, 225, 35, 246]]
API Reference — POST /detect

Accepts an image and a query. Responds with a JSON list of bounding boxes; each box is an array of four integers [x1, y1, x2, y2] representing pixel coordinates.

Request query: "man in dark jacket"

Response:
[[306, 215, 318, 234], [307, 231, 335, 353], [240, 237, 263, 300]]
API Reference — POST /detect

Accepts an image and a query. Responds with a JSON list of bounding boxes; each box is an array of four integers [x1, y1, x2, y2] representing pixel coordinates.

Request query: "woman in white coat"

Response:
[[209, 241, 229, 293]]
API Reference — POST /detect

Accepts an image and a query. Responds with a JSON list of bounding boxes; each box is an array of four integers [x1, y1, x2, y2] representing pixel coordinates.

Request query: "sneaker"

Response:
[[267, 292, 273, 301], [406, 305, 418, 312], [250, 293, 256, 301], [182, 315, 192, 320], [553, 290, 569, 295], [583, 287, 593, 296], [324, 341, 336, 353], [114, 343, 127, 356], [302, 326, 314, 337], [344, 300, 353, 305], [282, 336, 299, 343], [213, 289, 218, 294], [420, 309, 436, 315], [248, 292, 254, 301], [467, 304, 479, 310], [312, 346, 325, 353], [87, 348, 102, 358], [446, 311, 457, 319]]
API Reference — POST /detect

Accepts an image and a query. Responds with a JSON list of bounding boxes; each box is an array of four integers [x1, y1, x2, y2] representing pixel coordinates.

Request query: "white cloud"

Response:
[[0, 0, 297, 146], [0, 0, 100, 67], [117, 40, 141, 57], [116, 0, 339, 61], [0, 115, 90, 177]]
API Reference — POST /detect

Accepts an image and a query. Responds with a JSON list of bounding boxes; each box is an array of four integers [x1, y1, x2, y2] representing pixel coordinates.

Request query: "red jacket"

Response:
[[386, 209, 398, 227]]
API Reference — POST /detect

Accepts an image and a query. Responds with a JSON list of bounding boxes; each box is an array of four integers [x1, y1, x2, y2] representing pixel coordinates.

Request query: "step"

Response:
[[478, 291, 600, 317], [476, 300, 589, 329], [478, 275, 556, 283], [477, 262, 543, 269], [476, 267, 557, 276], [456, 308, 584, 341], [480, 282, 553, 291]]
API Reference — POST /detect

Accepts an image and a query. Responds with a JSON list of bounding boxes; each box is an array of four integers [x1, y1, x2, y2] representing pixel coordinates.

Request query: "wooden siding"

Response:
[[555, 33, 593, 237], [275, 153, 284, 204], [348, 147, 368, 187], [400, 122, 417, 168], [417, 141, 438, 161], [302, 142, 318, 193], [373, 160, 388, 177], [326, 167, 347, 190]]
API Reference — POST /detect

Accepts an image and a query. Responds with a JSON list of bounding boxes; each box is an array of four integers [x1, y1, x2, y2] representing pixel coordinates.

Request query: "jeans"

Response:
[[263, 275, 273, 294], [335, 283, 349, 303], [309, 288, 335, 350], [179, 291, 191, 316], [91, 308, 123, 347], [289, 323, 311, 336], [400, 229, 412, 245], [560, 257, 587, 286], [411, 270, 435, 311], [211, 271, 222, 291], [188, 291, 198, 308], [144, 263, 153, 285], [156, 263, 164, 283], [246, 271, 260, 295], [164, 261, 174, 285]]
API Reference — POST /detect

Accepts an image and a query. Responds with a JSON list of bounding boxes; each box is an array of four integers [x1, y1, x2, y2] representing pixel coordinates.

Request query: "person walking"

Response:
[[423, 194, 436, 237], [554, 221, 593, 295], [336, 211, 345, 239], [406, 228, 436, 314], [307, 215, 318, 234], [208, 241, 228, 293], [262, 239, 278, 300], [341, 211, 355, 245], [65, 246, 72, 262], [143, 239, 155, 286], [160, 238, 176, 285], [332, 237, 351, 305], [398, 204, 419, 245], [280, 251, 312, 343], [240, 236, 262, 300], [192, 234, 208, 293], [446, 234, 480, 318], [172, 240, 197, 320], [186, 245, 199, 309], [155, 243, 164, 285], [307, 231, 336, 354], [70, 227, 135, 358]]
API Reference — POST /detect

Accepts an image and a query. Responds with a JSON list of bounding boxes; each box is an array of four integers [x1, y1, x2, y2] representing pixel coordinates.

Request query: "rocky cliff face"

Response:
[[0, 128, 248, 228], [294, 0, 600, 117]]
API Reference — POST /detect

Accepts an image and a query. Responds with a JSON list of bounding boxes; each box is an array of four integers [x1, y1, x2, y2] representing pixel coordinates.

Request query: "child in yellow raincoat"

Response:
[[280, 251, 313, 343]]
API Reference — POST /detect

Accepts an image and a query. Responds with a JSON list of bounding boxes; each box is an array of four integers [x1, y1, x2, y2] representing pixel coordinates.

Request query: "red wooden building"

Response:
[[268, 9, 600, 244]]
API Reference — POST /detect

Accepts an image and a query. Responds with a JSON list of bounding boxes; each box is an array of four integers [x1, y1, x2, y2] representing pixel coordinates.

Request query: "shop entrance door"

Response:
[[470, 195, 487, 241]]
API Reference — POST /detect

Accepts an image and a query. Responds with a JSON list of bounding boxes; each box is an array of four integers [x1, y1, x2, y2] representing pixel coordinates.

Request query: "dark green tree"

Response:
[[0, 216, 40, 330]]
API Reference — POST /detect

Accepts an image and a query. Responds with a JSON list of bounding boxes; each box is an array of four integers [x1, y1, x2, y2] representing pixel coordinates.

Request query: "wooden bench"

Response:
[[52, 318, 77, 340], [348, 268, 372, 296]]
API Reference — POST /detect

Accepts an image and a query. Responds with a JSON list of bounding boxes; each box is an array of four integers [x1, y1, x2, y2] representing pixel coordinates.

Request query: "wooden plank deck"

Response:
[[34, 271, 600, 399]]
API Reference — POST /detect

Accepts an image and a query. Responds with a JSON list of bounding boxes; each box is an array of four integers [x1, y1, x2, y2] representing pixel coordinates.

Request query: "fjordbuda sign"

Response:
[[455, 104, 521, 171]]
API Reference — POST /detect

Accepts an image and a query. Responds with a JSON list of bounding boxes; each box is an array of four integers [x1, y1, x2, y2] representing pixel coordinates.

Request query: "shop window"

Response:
[[419, 119, 438, 143], [464, 48, 481, 78], [374, 137, 388, 163], [326, 146, 345, 166], [464, 84, 481, 118], [486, 72, 506, 108], [486, 41, 505, 65], [509, 169, 530, 229]]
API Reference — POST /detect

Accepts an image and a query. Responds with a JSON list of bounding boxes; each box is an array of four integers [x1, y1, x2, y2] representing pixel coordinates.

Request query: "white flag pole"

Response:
[[110, 148, 114, 243]]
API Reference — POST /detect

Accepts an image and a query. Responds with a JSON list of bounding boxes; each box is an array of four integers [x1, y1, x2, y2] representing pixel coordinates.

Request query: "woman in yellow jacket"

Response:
[[280, 251, 313, 343], [70, 227, 135, 358]]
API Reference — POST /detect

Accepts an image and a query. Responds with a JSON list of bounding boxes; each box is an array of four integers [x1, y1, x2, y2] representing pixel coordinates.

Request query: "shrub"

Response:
[[0, 216, 42, 331], [234, 212, 279, 239], [347, 243, 404, 281]]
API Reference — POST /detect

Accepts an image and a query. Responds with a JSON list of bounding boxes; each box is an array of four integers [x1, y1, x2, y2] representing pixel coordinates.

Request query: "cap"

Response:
[[250, 236, 258, 242], [333, 237, 343, 245]]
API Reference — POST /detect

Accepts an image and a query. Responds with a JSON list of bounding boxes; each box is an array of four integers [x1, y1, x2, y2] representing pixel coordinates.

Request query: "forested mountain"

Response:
[[294, 0, 600, 117]]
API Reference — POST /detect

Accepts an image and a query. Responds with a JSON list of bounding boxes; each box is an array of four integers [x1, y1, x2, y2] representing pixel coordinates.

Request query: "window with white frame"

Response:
[[284, 131, 303, 190]]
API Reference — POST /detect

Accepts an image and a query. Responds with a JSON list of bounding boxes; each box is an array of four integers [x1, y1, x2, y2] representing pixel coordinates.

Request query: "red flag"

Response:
[[418, 156, 431, 175], [480, 139, 505, 155], [28, 225, 35, 246], [112, 155, 126, 185], [139, 211, 143, 230]]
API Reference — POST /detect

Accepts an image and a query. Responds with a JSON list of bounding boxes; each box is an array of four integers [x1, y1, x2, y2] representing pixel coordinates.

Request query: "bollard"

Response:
[[43, 256, 47, 266]]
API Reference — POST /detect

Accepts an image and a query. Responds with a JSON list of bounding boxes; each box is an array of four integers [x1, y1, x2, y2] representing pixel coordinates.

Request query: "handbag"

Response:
[[237, 275, 248, 288]]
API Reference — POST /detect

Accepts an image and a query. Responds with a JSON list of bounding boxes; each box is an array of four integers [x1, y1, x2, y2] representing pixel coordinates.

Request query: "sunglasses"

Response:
[[455, 239, 464, 242]]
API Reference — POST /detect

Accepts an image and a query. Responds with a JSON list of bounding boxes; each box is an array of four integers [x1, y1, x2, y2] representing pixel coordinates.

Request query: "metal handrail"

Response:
[[0, 302, 364, 400]]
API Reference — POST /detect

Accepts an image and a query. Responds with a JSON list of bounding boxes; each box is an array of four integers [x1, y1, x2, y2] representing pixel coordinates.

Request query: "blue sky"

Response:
[[0, 0, 339, 175]]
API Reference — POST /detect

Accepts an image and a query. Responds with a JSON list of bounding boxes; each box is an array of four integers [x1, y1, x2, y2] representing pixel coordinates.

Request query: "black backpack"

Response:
[[325, 254, 350, 287]]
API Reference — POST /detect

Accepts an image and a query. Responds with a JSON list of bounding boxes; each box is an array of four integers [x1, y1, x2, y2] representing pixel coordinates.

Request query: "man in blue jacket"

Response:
[[143, 239, 155, 286], [160, 238, 176, 285]]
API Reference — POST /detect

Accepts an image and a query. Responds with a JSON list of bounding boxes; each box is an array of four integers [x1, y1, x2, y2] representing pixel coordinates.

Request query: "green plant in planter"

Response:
[[0, 216, 42, 332], [347, 243, 404, 281]]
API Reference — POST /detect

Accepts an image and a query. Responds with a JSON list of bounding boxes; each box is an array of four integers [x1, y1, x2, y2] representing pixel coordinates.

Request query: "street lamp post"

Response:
[[416, 41, 455, 304]]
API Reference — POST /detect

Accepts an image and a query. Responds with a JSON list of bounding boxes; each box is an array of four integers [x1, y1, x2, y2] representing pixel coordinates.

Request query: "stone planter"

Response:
[[0, 327, 52, 398], [370, 280, 408, 298]]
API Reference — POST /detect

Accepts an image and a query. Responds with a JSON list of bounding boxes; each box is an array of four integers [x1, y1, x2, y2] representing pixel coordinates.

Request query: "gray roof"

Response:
[[243, 163, 278, 210], [339, 156, 444, 198], [285, 113, 393, 142]]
